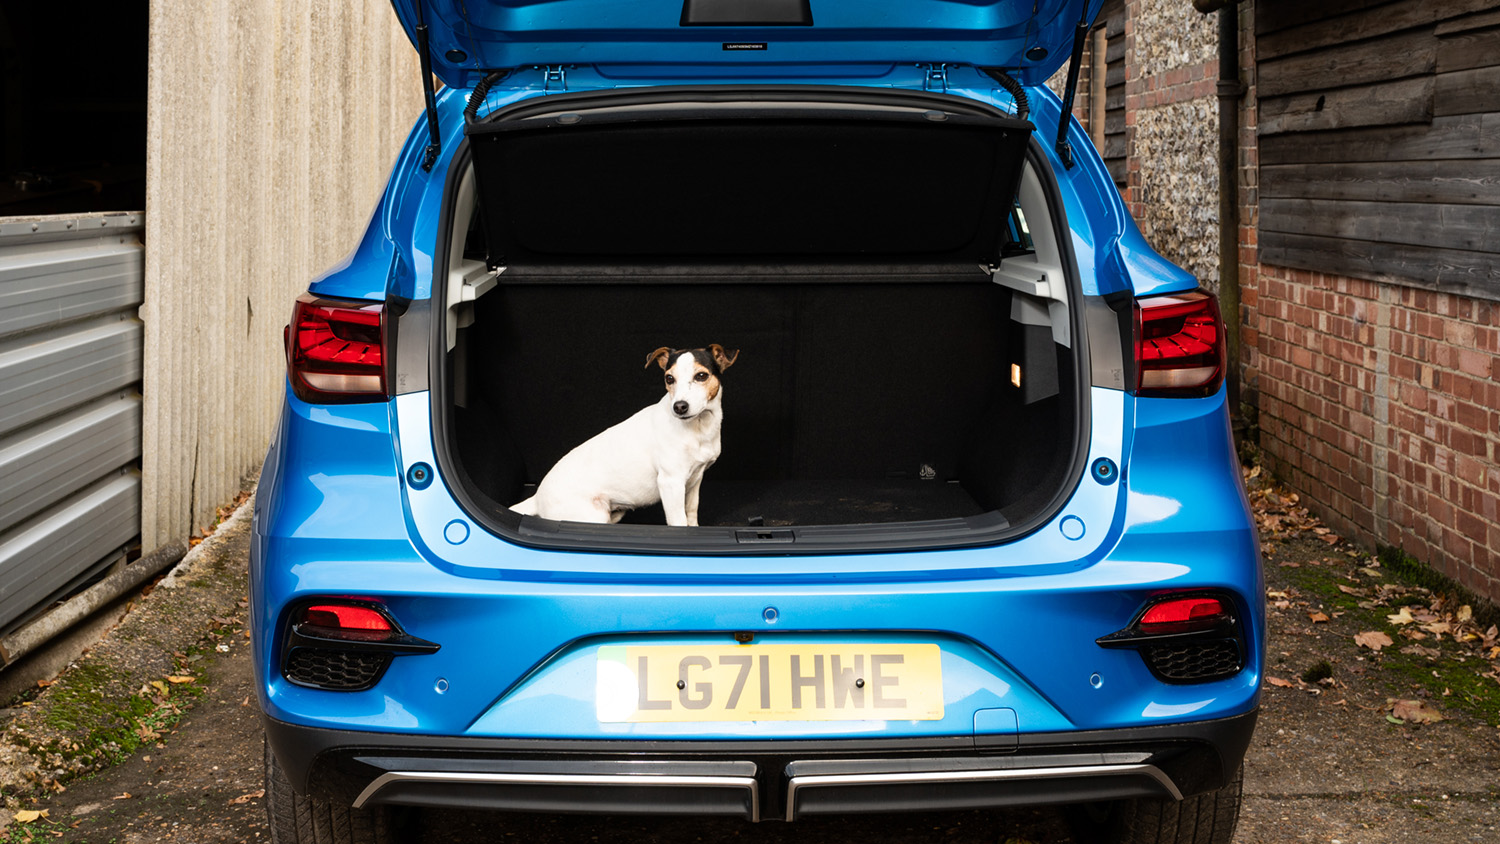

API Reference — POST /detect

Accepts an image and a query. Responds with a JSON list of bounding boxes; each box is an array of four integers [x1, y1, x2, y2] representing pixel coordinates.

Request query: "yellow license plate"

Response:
[[596, 643, 943, 722]]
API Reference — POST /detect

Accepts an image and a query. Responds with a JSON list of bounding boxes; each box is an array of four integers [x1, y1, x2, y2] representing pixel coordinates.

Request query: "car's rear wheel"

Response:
[[265, 737, 393, 844], [1068, 764, 1243, 844]]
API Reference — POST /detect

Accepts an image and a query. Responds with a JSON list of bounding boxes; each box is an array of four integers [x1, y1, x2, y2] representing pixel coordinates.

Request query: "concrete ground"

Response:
[[1, 479, 1497, 843]]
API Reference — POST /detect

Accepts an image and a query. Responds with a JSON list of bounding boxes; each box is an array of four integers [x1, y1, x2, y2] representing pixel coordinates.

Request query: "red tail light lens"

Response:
[[286, 294, 387, 403], [1134, 291, 1224, 398], [1139, 596, 1228, 632]]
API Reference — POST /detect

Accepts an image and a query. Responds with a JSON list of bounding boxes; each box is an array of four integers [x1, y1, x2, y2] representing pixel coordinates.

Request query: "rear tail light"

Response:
[[1134, 291, 1224, 398], [285, 294, 387, 403], [281, 600, 438, 691]]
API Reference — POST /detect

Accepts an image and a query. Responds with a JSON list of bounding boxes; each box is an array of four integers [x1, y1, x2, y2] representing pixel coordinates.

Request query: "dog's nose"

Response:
[[673, 401, 689, 416]]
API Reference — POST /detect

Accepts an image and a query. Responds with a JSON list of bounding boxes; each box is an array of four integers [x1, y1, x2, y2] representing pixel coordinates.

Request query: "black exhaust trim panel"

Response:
[[784, 760, 1181, 821]]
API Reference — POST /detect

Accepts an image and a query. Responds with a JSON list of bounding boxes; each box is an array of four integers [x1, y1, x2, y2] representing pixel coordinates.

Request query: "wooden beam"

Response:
[[1435, 7, 1500, 36], [1262, 160, 1500, 206], [1261, 197, 1500, 253], [1437, 25, 1500, 73], [1090, 28, 1107, 148], [1105, 158, 1126, 186], [1255, 0, 1402, 38], [1258, 28, 1434, 99], [1258, 0, 1495, 61], [1435, 66, 1500, 117], [1259, 114, 1494, 165], [1259, 77, 1434, 136], [1260, 231, 1500, 303]]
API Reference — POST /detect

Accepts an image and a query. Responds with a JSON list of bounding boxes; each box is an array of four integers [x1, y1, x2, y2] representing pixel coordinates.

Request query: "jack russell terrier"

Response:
[[510, 344, 739, 526]]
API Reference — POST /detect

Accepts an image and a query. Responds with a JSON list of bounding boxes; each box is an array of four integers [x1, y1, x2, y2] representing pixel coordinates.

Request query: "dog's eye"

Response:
[[694, 372, 709, 382], [665, 375, 675, 385]]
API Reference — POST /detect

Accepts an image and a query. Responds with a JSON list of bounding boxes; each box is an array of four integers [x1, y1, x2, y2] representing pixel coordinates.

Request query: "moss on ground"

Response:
[[1278, 549, 1500, 727]]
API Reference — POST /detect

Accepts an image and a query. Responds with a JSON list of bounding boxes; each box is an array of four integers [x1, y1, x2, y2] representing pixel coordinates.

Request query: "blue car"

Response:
[[253, 1, 1263, 842]]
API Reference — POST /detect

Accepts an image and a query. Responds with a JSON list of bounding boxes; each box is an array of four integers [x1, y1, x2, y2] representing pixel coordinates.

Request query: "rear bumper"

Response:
[[265, 708, 1256, 821]]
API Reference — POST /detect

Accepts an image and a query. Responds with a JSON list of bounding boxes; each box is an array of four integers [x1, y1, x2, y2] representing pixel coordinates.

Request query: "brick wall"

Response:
[[1245, 0, 1500, 604], [1256, 268, 1500, 598]]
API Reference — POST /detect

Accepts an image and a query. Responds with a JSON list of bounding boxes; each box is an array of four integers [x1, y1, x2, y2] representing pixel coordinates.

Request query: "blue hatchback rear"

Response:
[[254, 2, 1262, 842]]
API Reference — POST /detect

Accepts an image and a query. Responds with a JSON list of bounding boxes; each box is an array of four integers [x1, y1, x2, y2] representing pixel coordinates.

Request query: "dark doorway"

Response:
[[0, 1, 148, 216]]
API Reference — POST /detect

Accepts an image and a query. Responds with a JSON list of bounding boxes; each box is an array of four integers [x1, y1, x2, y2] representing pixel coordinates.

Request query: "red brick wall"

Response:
[[1244, 0, 1500, 603], [1256, 266, 1500, 599]]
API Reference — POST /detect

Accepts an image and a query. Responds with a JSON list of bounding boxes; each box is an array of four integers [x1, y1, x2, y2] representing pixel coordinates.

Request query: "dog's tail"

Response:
[[509, 495, 538, 516]]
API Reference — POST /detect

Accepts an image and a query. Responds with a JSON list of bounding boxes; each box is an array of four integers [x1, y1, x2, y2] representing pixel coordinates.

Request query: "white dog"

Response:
[[510, 344, 739, 526]]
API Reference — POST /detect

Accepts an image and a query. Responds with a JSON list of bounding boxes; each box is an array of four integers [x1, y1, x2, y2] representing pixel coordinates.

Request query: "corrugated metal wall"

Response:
[[0, 214, 144, 633], [141, 1, 423, 550]]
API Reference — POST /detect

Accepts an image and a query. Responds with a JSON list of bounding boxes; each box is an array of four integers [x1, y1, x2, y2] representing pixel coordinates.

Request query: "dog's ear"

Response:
[[645, 347, 674, 370], [709, 344, 739, 372]]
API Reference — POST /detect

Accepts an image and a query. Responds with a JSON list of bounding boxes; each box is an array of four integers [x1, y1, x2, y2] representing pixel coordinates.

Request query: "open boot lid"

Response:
[[391, 0, 1104, 89]]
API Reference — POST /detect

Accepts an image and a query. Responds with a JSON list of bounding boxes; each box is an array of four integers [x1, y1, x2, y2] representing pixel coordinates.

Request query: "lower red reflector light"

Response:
[[1140, 597, 1226, 629], [302, 604, 393, 632]]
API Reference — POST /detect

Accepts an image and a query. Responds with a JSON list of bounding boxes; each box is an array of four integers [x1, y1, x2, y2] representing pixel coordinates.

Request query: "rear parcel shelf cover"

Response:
[[464, 97, 1035, 267]]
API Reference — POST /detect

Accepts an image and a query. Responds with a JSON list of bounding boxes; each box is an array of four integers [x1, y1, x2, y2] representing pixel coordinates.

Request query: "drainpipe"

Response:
[[1194, 0, 1245, 417]]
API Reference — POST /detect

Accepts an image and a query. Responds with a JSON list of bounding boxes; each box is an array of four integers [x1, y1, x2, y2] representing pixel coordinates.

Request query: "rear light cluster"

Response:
[[285, 294, 387, 403], [1097, 592, 1245, 685], [1134, 291, 1225, 398], [280, 601, 438, 692]]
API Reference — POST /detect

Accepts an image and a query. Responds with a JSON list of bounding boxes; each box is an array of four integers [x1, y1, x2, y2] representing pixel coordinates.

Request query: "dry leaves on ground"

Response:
[[1389, 698, 1445, 724], [1354, 631, 1394, 652]]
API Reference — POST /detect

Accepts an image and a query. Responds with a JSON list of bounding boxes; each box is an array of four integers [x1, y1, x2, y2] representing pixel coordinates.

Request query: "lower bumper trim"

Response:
[[785, 762, 1182, 821], [353, 770, 761, 821]]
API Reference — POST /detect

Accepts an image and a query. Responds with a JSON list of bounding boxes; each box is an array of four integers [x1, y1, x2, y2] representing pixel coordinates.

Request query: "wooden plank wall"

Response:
[[1093, 0, 1127, 189], [1257, 0, 1500, 301]]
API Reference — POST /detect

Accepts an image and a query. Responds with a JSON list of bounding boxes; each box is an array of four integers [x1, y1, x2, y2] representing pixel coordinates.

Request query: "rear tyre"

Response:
[[265, 736, 393, 844], [1068, 764, 1243, 844]]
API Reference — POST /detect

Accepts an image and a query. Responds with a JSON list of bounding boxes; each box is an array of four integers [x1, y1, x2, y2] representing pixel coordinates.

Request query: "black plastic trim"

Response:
[[1095, 590, 1248, 685], [263, 708, 1258, 817], [277, 599, 440, 692], [680, 0, 812, 26]]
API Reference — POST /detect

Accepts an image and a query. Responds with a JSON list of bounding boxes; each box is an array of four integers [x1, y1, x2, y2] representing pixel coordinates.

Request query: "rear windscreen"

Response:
[[465, 103, 1034, 267]]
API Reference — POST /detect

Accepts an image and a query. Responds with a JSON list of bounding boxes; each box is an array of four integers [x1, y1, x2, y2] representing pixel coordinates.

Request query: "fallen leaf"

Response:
[[1400, 644, 1441, 658], [166, 675, 196, 684], [1387, 608, 1415, 625], [1266, 590, 1289, 599], [1458, 605, 1473, 623], [1387, 714, 1405, 725], [113, 792, 132, 800], [14, 809, 48, 823], [1338, 584, 1369, 596], [1355, 631, 1394, 652], [1359, 567, 1382, 577], [229, 789, 265, 805], [1273, 600, 1291, 609], [1279, 561, 1301, 568], [150, 680, 169, 695], [1308, 611, 1330, 623], [1421, 622, 1451, 636], [1391, 699, 1444, 724], [1266, 676, 1294, 688]]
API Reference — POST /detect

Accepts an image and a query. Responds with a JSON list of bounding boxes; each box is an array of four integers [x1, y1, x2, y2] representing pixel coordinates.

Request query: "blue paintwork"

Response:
[[256, 57, 1260, 749], [389, 0, 1105, 89]]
